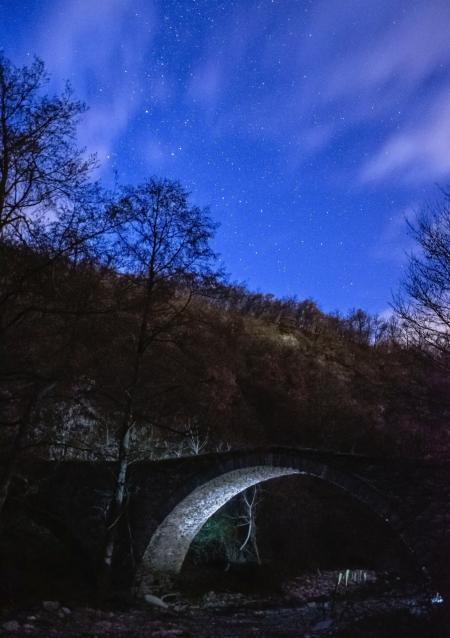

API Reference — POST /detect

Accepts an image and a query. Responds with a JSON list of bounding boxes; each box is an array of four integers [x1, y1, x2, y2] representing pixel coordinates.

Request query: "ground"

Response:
[[0, 571, 442, 637]]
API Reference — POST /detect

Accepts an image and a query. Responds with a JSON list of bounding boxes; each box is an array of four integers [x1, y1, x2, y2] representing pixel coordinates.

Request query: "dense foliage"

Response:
[[1, 54, 449, 597], [0, 54, 448, 475], [2, 246, 449, 461]]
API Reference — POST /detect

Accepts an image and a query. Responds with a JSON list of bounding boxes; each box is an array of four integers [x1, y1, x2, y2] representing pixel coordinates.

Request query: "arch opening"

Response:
[[141, 466, 300, 577], [136, 458, 417, 595]]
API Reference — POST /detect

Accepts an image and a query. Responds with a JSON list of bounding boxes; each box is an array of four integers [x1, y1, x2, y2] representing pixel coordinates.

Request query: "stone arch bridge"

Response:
[[16, 447, 450, 598]]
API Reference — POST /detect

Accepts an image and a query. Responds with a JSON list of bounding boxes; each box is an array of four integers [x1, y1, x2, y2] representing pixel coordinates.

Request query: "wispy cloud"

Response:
[[371, 205, 418, 264], [185, 0, 450, 183], [20, 0, 450, 188], [37, 0, 157, 165], [188, 59, 223, 106], [360, 96, 450, 185]]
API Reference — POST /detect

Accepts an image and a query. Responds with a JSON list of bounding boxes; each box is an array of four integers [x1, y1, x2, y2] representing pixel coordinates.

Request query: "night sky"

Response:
[[1, 0, 449, 315]]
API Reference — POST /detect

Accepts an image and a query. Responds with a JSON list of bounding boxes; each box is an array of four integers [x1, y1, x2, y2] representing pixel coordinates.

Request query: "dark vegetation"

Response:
[[0, 54, 449, 610]]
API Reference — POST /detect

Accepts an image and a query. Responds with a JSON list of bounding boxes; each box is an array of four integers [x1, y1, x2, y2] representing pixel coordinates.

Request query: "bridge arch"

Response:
[[136, 450, 412, 594]]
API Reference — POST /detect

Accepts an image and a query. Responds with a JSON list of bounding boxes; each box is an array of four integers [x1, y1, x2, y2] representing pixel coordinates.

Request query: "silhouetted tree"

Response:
[[97, 178, 219, 591], [394, 202, 450, 365], [0, 54, 104, 516], [0, 54, 95, 240]]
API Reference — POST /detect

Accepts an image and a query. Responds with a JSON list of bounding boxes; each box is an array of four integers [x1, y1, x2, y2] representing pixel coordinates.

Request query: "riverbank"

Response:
[[1, 570, 442, 637]]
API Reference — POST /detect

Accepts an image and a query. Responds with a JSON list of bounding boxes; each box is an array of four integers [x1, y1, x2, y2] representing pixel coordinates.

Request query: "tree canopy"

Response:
[[0, 54, 95, 242], [394, 201, 450, 365]]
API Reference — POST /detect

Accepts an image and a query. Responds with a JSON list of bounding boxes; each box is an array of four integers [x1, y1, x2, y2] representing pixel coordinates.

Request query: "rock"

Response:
[[27, 616, 37, 621], [311, 618, 334, 633], [42, 600, 60, 612], [23, 625, 35, 632], [203, 591, 217, 602], [61, 607, 72, 616], [93, 620, 113, 632], [173, 604, 188, 612], [143, 593, 169, 609], [2, 621, 20, 632]]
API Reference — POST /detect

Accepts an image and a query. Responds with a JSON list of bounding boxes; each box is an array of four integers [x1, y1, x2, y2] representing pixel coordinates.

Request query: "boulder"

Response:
[[2, 621, 20, 632], [42, 601, 60, 612], [143, 594, 169, 609], [311, 618, 334, 633]]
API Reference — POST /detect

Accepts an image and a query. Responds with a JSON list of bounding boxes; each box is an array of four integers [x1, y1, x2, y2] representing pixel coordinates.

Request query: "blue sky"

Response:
[[1, 0, 449, 314]]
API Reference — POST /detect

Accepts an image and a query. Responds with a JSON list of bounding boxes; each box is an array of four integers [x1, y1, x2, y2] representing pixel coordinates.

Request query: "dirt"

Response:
[[0, 571, 440, 637]]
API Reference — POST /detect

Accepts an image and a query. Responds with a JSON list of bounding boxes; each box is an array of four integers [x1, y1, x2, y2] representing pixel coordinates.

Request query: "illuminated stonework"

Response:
[[21, 448, 448, 597], [138, 465, 300, 588]]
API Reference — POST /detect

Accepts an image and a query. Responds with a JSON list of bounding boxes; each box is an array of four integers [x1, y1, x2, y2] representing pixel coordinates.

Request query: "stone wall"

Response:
[[17, 448, 450, 599]]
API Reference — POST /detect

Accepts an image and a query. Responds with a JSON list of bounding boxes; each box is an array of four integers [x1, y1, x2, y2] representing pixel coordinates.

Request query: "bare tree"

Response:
[[0, 54, 109, 517], [0, 54, 109, 342], [184, 419, 209, 455], [237, 486, 261, 564], [394, 201, 450, 364], [0, 54, 95, 240], [97, 177, 219, 592]]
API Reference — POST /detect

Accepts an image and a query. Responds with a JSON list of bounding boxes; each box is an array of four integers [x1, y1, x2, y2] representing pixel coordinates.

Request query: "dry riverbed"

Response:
[[0, 571, 440, 637]]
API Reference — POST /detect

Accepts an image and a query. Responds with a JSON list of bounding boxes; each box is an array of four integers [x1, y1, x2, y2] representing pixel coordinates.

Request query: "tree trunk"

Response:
[[99, 277, 153, 597], [98, 423, 131, 597]]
